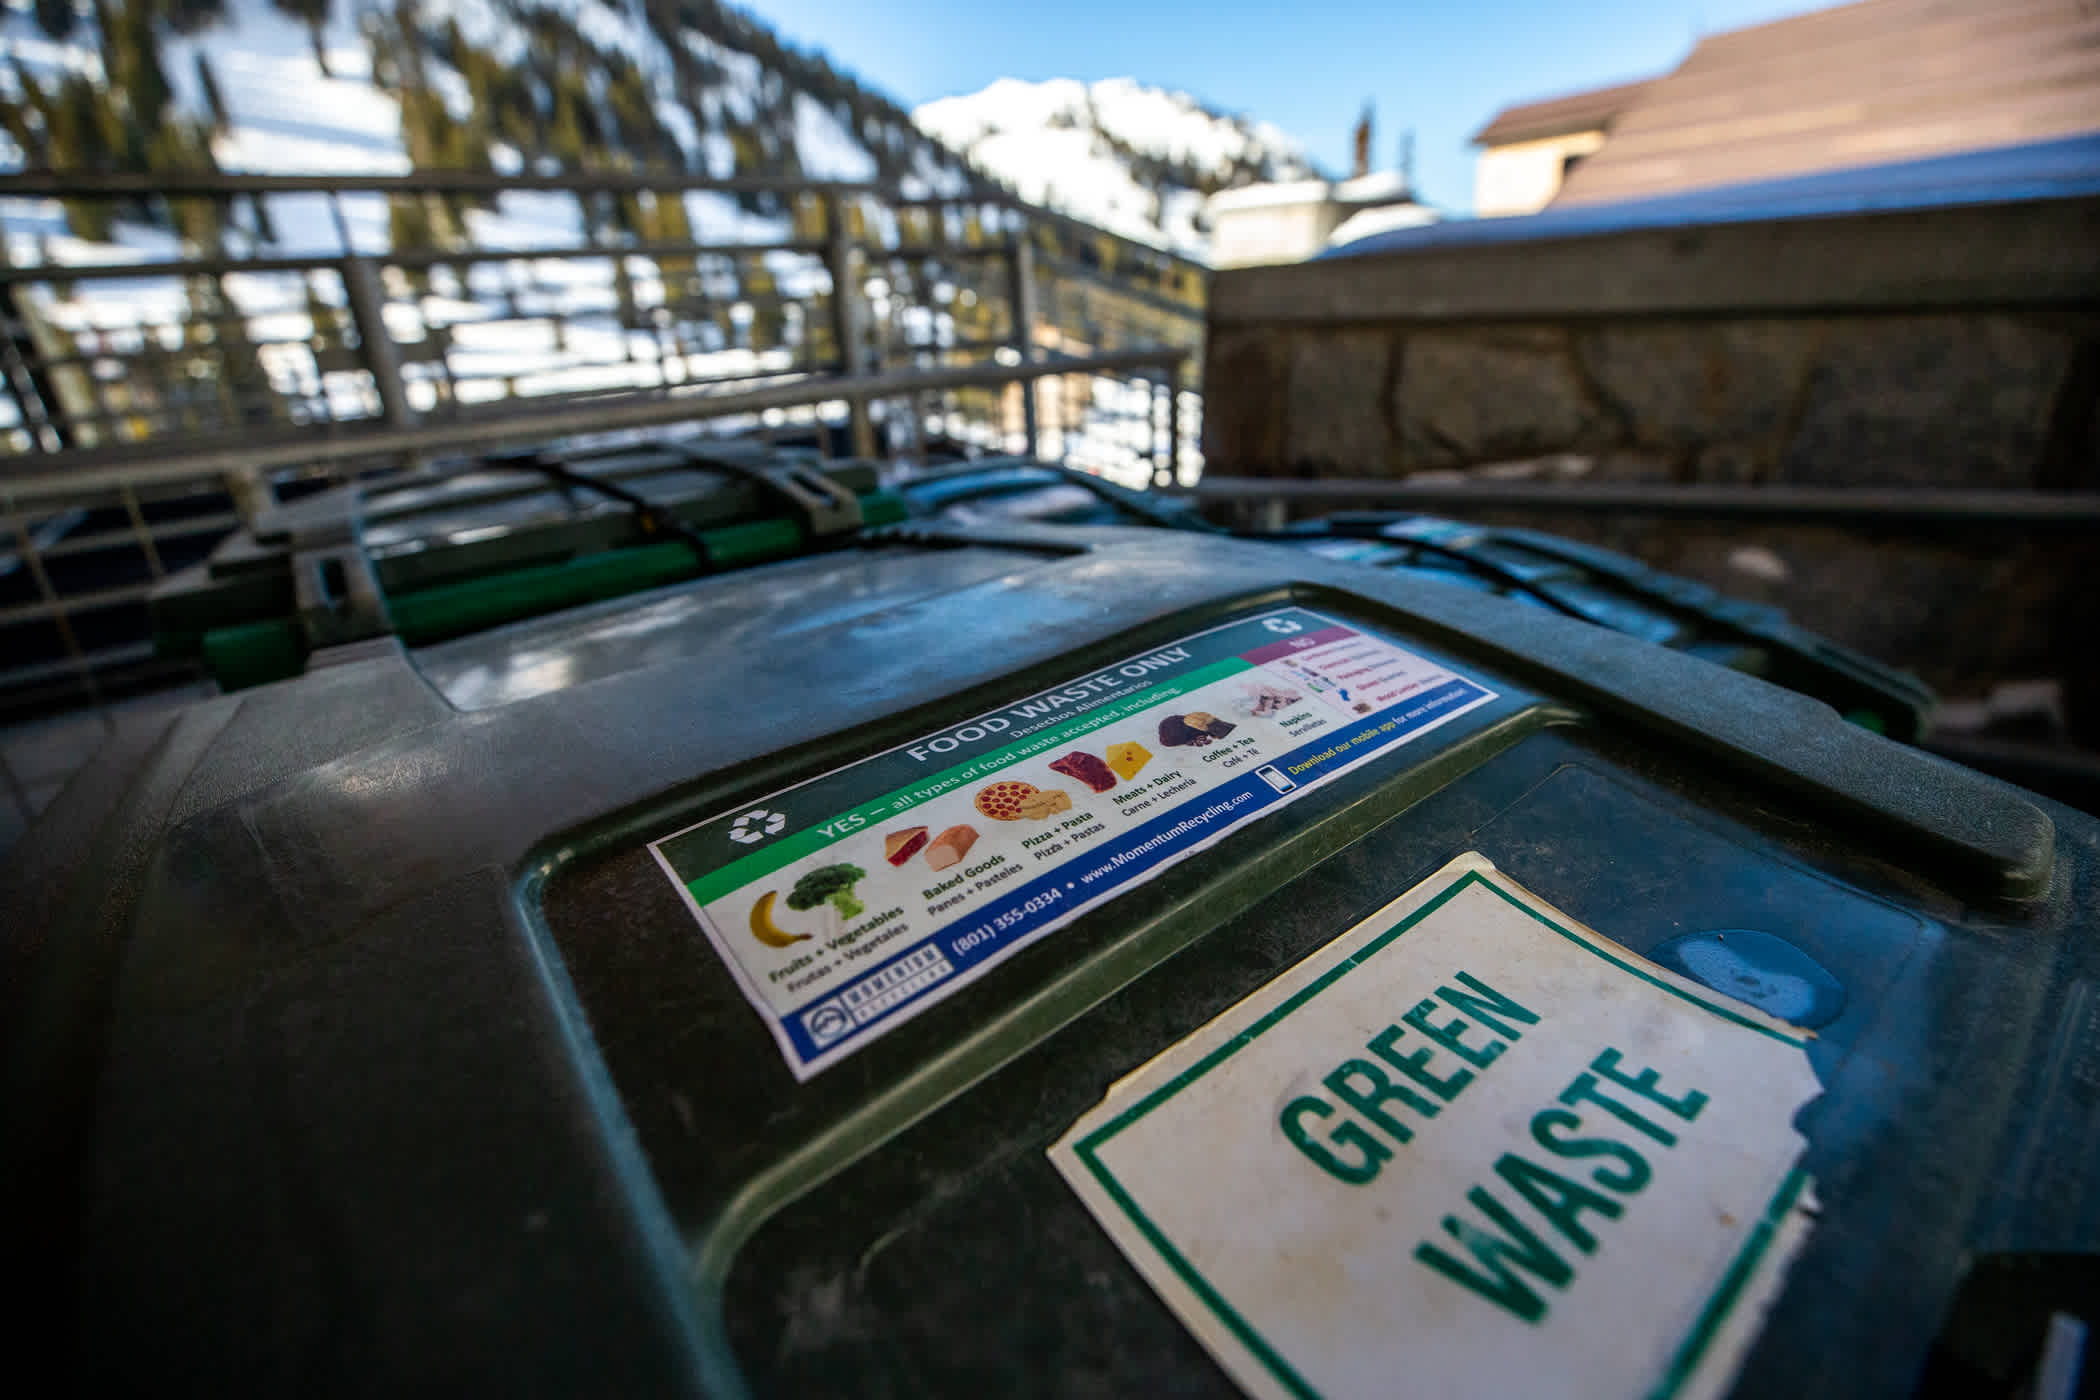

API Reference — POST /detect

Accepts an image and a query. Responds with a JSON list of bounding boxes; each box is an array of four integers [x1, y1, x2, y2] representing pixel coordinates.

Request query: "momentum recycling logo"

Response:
[[804, 1000, 852, 1047], [729, 808, 788, 845]]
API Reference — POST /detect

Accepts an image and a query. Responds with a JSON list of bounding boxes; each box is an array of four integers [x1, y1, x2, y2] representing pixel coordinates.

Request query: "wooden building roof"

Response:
[[1479, 0, 2100, 207]]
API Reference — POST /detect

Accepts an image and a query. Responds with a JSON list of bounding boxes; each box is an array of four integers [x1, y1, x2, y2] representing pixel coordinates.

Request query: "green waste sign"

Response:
[[1052, 853, 1822, 1400]]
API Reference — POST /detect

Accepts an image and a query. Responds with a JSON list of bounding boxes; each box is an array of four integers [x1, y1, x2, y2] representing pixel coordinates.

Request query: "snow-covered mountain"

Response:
[[3, 3, 1315, 263], [914, 77, 1320, 261], [1, 0, 978, 220]]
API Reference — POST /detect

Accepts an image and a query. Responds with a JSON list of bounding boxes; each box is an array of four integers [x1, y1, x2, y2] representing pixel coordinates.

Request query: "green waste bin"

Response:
[[6, 443, 2095, 1399]]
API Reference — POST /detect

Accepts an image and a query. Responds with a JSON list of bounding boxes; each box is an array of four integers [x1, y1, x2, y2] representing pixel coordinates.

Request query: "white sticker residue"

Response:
[[1051, 853, 1822, 1400]]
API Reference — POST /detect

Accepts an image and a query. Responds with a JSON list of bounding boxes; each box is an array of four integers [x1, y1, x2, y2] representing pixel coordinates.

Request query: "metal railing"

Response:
[[0, 170, 1208, 840], [1181, 477, 2100, 528], [0, 170, 1206, 473]]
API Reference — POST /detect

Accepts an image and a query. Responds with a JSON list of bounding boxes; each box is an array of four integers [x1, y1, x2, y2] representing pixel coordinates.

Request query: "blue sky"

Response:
[[745, 0, 1835, 212]]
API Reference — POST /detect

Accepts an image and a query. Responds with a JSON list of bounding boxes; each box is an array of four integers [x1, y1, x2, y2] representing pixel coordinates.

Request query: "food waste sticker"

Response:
[[1049, 853, 1823, 1400], [649, 607, 1498, 1079]]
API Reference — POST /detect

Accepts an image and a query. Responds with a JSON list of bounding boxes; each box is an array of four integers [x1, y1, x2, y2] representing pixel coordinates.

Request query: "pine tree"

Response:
[[727, 122, 765, 212], [435, 15, 465, 68], [194, 51, 230, 134], [34, 0, 76, 41], [606, 62, 675, 168], [744, 256, 783, 351], [492, 64, 541, 152], [457, 37, 500, 124], [182, 273, 274, 426], [108, 1, 171, 137], [303, 280, 344, 349], [49, 75, 117, 236], [269, 0, 334, 78], [645, 190, 695, 282], [248, 192, 278, 246], [5, 64, 50, 166], [612, 253, 639, 328], [790, 192, 825, 241], [387, 194, 435, 294], [548, 72, 590, 169], [162, 0, 228, 35], [147, 116, 227, 251]]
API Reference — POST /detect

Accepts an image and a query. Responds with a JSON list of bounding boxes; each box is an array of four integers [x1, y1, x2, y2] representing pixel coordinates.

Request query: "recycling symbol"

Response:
[[729, 808, 788, 845], [1263, 617, 1303, 635]]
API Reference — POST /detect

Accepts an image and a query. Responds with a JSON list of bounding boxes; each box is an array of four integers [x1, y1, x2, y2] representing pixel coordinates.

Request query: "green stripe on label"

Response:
[[684, 655, 1253, 905], [1647, 1168, 1812, 1400]]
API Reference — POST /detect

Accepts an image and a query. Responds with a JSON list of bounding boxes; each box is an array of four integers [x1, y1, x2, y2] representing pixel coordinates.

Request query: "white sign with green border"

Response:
[[1051, 852, 1821, 1400]]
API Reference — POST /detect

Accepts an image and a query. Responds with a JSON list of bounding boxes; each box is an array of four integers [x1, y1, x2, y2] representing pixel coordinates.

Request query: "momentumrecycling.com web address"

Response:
[[1075, 791, 1257, 887]]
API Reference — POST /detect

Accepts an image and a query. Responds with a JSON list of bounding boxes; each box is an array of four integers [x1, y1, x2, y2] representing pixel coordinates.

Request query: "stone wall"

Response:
[[1199, 195, 2100, 733], [1207, 312, 2097, 489]]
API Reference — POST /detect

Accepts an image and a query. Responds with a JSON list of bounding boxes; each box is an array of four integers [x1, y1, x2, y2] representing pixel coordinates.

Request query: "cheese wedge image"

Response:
[[1104, 740, 1151, 780]]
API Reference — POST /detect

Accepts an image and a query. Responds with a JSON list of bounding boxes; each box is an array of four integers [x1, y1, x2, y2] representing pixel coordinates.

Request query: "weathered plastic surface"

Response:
[[1264, 513, 1939, 743], [893, 467, 1938, 744], [5, 522, 2095, 1398]]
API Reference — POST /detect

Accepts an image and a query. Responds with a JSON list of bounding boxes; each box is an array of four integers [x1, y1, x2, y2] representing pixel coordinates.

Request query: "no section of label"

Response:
[[648, 608, 1499, 1079], [1050, 853, 1823, 1400]]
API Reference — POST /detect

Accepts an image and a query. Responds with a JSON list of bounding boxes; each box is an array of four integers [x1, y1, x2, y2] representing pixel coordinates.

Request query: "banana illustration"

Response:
[[748, 890, 810, 949]]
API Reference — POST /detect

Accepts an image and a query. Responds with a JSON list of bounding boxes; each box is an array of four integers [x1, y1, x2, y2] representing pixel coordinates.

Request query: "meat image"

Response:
[[925, 824, 980, 871], [1049, 750, 1117, 793]]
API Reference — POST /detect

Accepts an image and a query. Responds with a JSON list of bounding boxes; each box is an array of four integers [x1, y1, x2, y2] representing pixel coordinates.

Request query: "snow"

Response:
[[908, 144, 972, 199], [426, 64, 476, 124], [762, 248, 828, 300], [212, 124, 409, 176], [2, 200, 184, 266], [684, 32, 760, 122], [951, 123, 1179, 252], [1327, 203, 1441, 248], [1207, 179, 1333, 213], [461, 192, 588, 251], [1335, 170, 1411, 203], [1088, 77, 1278, 177], [915, 78, 1093, 150], [679, 191, 792, 244], [0, 26, 103, 80], [913, 76, 1316, 262], [448, 0, 531, 64], [567, 0, 653, 65], [657, 99, 702, 166], [701, 129, 737, 180], [794, 92, 878, 181], [158, 0, 411, 176]]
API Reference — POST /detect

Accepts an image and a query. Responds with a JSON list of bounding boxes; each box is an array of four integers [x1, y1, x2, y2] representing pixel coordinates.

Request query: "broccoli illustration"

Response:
[[785, 862, 867, 920]]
